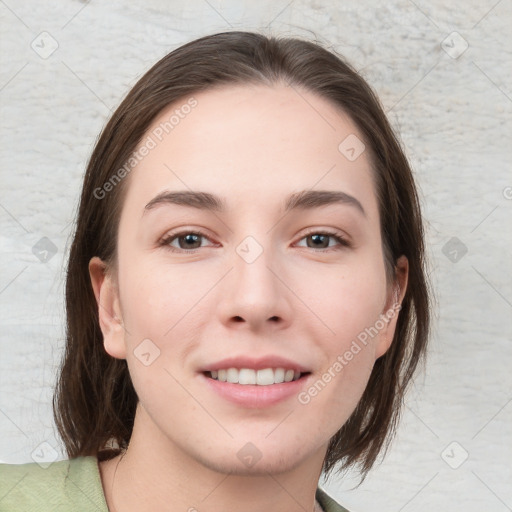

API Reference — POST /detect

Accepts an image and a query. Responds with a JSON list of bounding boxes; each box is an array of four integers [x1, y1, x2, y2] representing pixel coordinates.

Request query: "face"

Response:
[[90, 84, 407, 476]]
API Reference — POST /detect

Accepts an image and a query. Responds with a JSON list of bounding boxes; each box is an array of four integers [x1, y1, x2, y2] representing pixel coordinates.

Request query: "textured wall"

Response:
[[1, 1, 511, 511]]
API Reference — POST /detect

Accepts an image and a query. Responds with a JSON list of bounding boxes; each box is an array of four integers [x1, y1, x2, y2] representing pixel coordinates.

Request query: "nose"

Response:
[[216, 239, 293, 332]]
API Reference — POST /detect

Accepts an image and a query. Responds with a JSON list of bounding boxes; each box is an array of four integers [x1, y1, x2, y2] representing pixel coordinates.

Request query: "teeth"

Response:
[[209, 367, 303, 385], [239, 368, 256, 385], [226, 368, 239, 383], [274, 368, 285, 383]]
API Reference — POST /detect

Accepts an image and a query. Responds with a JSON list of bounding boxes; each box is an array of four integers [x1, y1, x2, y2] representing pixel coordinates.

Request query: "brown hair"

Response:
[[53, 30, 430, 479]]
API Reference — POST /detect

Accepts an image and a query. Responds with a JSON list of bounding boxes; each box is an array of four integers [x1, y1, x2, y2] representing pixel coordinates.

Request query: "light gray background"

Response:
[[1, 1, 511, 511]]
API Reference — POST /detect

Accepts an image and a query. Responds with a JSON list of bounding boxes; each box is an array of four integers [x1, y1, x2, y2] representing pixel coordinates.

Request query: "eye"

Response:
[[295, 230, 350, 251], [160, 231, 215, 252], [159, 229, 350, 253]]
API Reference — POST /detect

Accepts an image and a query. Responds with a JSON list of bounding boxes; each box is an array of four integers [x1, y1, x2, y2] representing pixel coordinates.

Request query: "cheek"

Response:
[[299, 309, 378, 438], [118, 261, 211, 407], [118, 256, 217, 337], [116, 257, 219, 396], [293, 257, 386, 418], [296, 258, 387, 344]]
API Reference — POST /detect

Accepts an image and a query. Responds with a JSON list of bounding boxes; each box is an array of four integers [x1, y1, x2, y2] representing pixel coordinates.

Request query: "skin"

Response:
[[89, 83, 408, 512]]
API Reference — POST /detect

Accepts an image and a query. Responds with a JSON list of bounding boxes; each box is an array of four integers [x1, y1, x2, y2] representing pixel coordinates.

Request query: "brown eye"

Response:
[[161, 231, 215, 252], [176, 233, 202, 249], [296, 231, 349, 251], [306, 234, 330, 248]]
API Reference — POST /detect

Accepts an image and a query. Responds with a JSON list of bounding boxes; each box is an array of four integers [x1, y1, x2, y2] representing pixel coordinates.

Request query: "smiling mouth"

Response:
[[204, 368, 310, 386]]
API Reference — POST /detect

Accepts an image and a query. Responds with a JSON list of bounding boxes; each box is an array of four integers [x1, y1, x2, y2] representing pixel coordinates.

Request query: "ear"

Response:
[[374, 255, 409, 359], [89, 256, 127, 359]]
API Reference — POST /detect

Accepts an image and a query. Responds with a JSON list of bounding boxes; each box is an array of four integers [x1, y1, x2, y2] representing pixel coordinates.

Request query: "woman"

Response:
[[0, 31, 430, 511]]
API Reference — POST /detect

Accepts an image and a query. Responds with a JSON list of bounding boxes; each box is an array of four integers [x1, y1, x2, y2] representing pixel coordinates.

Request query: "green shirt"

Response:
[[0, 456, 349, 511]]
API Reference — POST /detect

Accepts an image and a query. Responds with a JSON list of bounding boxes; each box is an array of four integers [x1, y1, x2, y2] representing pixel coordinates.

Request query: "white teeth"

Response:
[[274, 368, 285, 383], [256, 368, 274, 385], [208, 367, 304, 385], [238, 368, 256, 385], [226, 367, 239, 383]]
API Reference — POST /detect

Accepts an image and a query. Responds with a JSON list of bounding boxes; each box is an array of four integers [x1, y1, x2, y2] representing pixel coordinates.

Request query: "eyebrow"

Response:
[[143, 189, 366, 217]]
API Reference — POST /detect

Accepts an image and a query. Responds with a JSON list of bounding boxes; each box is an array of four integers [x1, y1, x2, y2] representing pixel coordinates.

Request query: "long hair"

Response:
[[53, 31, 430, 479]]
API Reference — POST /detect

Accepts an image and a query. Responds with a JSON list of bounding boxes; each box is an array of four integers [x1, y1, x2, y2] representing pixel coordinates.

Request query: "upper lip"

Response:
[[200, 356, 311, 373]]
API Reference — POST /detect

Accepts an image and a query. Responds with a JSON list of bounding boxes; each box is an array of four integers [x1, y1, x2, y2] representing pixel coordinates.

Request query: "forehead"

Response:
[[122, 83, 378, 218]]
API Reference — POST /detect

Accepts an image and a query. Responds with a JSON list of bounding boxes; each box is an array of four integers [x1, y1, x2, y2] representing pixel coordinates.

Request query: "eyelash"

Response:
[[159, 229, 351, 253]]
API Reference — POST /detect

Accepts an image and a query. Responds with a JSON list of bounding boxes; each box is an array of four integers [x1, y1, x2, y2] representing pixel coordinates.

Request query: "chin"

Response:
[[194, 444, 310, 476]]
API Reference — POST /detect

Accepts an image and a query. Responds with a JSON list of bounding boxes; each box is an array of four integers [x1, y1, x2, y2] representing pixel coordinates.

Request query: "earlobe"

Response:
[[375, 255, 409, 359], [88, 256, 127, 359]]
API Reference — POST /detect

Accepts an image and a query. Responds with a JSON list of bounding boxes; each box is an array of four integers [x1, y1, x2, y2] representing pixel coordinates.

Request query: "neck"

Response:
[[99, 404, 327, 512]]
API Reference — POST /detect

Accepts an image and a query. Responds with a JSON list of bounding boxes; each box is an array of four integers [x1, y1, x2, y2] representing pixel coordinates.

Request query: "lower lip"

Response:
[[200, 372, 311, 408]]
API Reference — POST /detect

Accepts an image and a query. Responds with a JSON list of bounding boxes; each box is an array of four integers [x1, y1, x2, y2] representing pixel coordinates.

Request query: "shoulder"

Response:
[[316, 485, 353, 512], [0, 456, 108, 511]]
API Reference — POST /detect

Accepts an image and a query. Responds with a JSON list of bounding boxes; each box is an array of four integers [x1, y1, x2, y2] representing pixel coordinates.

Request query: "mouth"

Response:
[[203, 368, 311, 385], [200, 368, 312, 408]]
